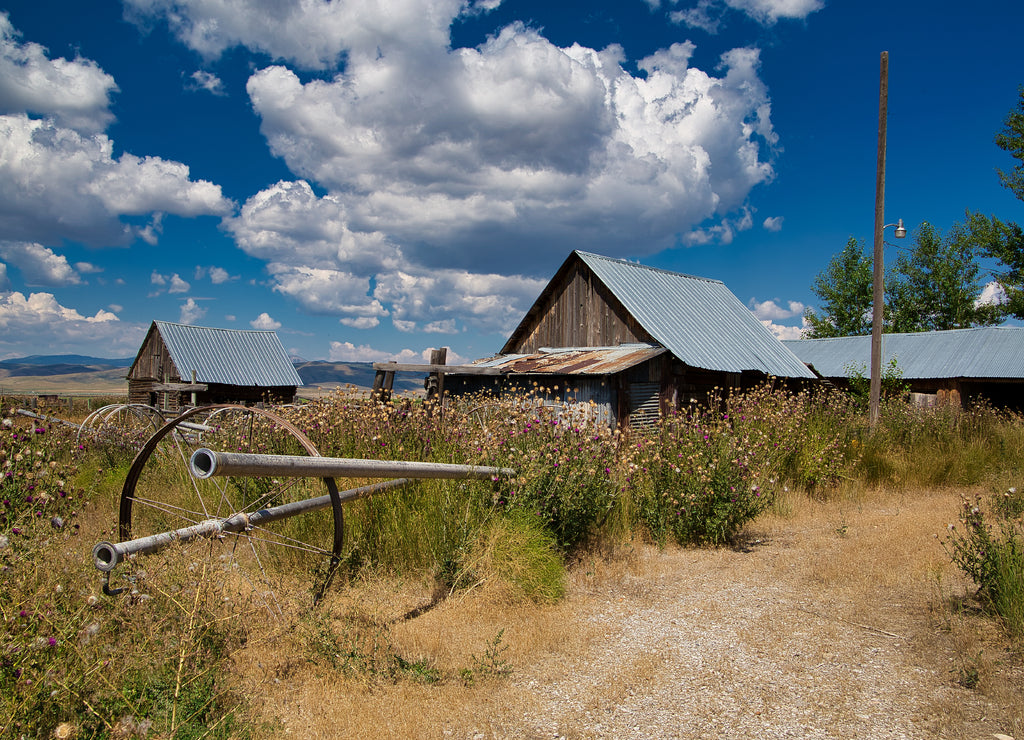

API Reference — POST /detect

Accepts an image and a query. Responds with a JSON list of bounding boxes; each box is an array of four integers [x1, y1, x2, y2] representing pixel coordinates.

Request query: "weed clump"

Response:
[[945, 487, 1024, 639]]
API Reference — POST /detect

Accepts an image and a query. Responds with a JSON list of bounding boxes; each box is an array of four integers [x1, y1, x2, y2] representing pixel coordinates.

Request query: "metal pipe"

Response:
[[189, 448, 515, 481], [92, 478, 410, 571]]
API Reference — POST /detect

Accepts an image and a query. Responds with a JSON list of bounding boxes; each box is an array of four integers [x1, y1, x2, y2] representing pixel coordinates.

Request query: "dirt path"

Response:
[[248, 489, 1024, 739]]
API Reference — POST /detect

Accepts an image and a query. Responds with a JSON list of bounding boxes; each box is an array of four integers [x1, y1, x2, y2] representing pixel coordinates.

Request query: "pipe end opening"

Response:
[[92, 541, 121, 572], [190, 448, 216, 478]]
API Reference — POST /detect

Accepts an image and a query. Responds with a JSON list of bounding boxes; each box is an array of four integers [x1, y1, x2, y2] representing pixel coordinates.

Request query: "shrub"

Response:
[[945, 490, 1024, 640], [726, 384, 857, 494], [489, 396, 620, 551], [629, 403, 774, 546]]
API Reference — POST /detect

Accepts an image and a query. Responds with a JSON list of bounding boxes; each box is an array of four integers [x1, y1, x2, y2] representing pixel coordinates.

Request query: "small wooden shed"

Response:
[[127, 321, 302, 412]]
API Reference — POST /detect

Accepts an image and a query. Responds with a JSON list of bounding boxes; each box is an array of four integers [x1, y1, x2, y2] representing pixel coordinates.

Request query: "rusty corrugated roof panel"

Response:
[[155, 321, 303, 387], [783, 327, 1024, 380], [465, 344, 666, 375], [575, 252, 816, 379]]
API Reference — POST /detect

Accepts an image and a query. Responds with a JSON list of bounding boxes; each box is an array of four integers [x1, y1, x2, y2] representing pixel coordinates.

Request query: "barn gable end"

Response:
[[502, 258, 653, 353]]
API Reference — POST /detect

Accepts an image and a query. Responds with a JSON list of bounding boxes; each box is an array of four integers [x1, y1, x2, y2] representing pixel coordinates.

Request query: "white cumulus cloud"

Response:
[[725, 0, 824, 25], [373, 268, 544, 335], [340, 316, 380, 329], [327, 341, 466, 364], [0, 12, 117, 132], [208, 266, 233, 284], [142, 0, 782, 338], [327, 342, 426, 364], [0, 16, 232, 250], [179, 297, 206, 324], [976, 281, 1008, 308], [187, 70, 225, 96], [124, 0, 486, 71], [0, 114, 232, 247], [250, 311, 281, 330], [670, 0, 823, 32], [750, 298, 805, 321], [762, 317, 807, 340], [243, 34, 776, 271], [0, 291, 145, 359], [0, 241, 82, 286], [168, 273, 190, 293]]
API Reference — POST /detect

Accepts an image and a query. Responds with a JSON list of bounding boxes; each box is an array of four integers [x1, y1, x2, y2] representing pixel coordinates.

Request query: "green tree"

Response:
[[995, 87, 1024, 202], [803, 236, 874, 338], [971, 87, 1024, 320], [967, 211, 1024, 318], [887, 221, 998, 332]]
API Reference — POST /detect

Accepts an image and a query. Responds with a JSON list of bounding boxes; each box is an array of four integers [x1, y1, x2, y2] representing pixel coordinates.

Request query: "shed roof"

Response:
[[468, 344, 667, 375], [783, 326, 1024, 380], [551, 252, 814, 378], [144, 321, 303, 387]]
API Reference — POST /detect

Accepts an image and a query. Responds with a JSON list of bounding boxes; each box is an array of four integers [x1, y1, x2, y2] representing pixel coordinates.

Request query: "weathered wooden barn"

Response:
[[783, 326, 1024, 410], [440, 251, 817, 428], [127, 321, 302, 412]]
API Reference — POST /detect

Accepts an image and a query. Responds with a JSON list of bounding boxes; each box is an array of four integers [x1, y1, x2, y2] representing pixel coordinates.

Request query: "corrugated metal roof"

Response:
[[576, 252, 816, 379], [467, 344, 666, 375], [783, 326, 1024, 379], [154, 321, 303, 387]]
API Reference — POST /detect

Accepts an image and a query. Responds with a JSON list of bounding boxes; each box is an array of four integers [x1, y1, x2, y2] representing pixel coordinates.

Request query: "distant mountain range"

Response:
[[0, 355, 424, 392], [292, 361, 424, 393], [0, 355, 134, 377]]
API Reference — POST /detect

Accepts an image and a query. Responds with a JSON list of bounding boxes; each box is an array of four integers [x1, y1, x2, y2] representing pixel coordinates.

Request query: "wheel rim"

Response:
[[118, 405, 343, 608]]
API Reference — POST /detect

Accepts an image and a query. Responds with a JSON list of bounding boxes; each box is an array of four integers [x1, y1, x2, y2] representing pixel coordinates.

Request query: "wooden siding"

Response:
[[128, 326, 177, 383], [509, 261, 654, 352]]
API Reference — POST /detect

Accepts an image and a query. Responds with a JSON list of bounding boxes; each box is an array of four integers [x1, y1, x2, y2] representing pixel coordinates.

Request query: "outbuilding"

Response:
[[783, 326, 1024, 410], [126, 321, 302, 412], [438, 251, 817, 428]]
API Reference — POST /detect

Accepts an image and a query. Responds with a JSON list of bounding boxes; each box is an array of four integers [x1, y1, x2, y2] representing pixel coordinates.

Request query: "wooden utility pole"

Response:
[[870, 51, 889, 427]]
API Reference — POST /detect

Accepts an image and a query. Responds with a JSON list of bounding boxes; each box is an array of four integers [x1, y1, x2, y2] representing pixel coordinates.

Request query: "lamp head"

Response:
[[894, 218, 907, 239]]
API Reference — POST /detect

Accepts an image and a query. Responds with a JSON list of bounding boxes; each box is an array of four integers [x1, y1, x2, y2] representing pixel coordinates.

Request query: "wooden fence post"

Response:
[[424, 348, 447, 418]]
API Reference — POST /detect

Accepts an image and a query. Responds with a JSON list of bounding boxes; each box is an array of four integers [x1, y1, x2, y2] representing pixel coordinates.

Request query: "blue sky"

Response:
[[1, 0, 1022, 363]]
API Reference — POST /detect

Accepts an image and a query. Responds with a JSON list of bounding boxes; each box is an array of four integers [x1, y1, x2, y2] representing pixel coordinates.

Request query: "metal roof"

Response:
[[782, 326, 1024, 380], [154, 321, 303, 387], [467, 344, 667, 375], [575, 252, 816, 378]]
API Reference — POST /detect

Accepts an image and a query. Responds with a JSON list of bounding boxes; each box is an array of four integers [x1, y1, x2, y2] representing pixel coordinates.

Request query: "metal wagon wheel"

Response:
[[115, 405, 343, 610], [76, 403, 169, 449]]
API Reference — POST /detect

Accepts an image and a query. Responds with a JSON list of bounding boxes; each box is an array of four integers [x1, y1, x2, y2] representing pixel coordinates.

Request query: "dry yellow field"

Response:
[[225, 486, 1024, 739]]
